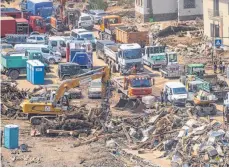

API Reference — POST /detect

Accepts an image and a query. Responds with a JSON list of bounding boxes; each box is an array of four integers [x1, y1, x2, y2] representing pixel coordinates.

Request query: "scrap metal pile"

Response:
[[1, 81, 29, 118]]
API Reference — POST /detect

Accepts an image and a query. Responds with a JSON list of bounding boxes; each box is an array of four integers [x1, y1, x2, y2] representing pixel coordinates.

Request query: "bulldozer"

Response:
[[20, 66, 111, 125], [112, 74, 153, 113]]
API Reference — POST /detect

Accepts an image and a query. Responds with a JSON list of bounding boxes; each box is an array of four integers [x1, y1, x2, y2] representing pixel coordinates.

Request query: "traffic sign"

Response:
[[215, 39, 222, 47]]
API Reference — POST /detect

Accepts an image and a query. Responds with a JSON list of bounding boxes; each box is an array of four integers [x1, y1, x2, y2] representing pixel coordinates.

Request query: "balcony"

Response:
[[208, 9, 223, 20]]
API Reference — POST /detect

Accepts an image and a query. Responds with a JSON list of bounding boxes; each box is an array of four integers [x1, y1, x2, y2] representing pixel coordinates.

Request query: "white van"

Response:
[[77, 13, 94, 30], [14, 44, 62, 64], [48, 36, 67, 57], [164, 82, 188, 106]]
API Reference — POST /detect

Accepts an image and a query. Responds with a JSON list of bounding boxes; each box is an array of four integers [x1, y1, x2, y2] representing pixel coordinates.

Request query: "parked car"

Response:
[[88, 79, 102, 98], [26, 35, 47, 44], [14, 44, 62, 64], [88, 10, 107, 24]]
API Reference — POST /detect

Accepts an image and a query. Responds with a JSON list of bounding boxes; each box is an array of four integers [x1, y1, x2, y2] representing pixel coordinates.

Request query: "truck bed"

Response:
[[1, 55, 28, 69], [112, 77, 128, 96], [104, 44, 119, 61], [115, 26, 149, 46]]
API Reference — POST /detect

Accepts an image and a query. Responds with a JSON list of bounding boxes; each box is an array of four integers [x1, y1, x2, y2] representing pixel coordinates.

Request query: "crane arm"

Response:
[[52, 66, 110, 106]]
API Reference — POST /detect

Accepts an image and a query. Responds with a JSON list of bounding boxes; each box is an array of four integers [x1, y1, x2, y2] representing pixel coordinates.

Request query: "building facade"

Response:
[[135, 0, 203, 22], [203, 0, 229, 46]]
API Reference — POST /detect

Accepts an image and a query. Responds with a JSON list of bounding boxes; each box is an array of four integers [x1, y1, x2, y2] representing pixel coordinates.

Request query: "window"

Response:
[[184, 0, 195, 9], [213, 0, 219, 16], [210, 23, 220, 37], [51, 41, 57, 47], [37, 37, 44, 41], [147, 0, 150, 8], [60, 41, 66, 47], [41, 48, 50, 53], [28, 37, 36, 40]]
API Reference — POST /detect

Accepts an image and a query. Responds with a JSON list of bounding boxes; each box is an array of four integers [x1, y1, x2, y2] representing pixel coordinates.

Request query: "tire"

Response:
[[185, 102, 193, 107], [9, 70, 19, 80], [49, 58, 56, 64], [210, 104, 217, 115]]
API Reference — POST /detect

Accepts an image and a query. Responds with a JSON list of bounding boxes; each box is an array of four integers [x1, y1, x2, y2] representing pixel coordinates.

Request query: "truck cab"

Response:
[[76, 31, 97, 50], [118, 43, 144, 75], [164, 82, 188, 106], [29, 16, 46, 33]]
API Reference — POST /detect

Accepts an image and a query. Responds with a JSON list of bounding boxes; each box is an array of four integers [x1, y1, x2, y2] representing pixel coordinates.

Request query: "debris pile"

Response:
[[115, 107, 229, 167], [1, 81, 29, 118], [36, 105, 105, 137]]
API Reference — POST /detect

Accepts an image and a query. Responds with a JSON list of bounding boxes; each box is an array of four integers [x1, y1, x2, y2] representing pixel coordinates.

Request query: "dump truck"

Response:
[[103, 43, 144, 74], [115, 26, 149, 47], [113, 75, 152, 112], [1, 50, 50, 80], [160, 63, 185, 78]]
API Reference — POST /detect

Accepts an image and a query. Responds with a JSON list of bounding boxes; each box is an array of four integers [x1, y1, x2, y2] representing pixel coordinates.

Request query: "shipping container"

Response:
[[4, 125, 19, 149], [115, 26, 149, 47], [1, 17, 16, 37], [27, 60, 45, 85]]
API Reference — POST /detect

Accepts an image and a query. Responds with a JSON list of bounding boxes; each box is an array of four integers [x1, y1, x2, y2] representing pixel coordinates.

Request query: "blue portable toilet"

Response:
[[4, 125, 19, 149], [27, 60, 45, 85]]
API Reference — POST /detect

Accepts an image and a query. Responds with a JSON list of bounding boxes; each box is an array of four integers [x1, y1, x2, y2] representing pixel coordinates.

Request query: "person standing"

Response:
[[222, 62, 225, 74], [160, 89, 164, 105], [214, 62, 217, 74], [164, 91, 168, 105]]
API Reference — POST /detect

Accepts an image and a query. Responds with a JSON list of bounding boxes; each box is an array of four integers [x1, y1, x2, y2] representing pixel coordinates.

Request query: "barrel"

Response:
[[4, 124, 19, 149]]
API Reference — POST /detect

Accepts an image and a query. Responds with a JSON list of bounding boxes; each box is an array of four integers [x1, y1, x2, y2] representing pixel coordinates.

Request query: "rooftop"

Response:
[[165, 82, 185, 88]]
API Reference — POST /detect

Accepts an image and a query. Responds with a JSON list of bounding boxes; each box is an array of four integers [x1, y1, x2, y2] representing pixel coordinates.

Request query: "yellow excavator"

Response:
[[20, 66, 111, 124]]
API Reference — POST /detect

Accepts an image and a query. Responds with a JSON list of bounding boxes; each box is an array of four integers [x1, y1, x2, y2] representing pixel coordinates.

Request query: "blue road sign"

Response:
[[215, 39, 222, 47]]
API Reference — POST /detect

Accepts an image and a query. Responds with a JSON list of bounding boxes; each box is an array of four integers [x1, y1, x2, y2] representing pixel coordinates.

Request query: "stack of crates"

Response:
[[27, 60, 45, 85]]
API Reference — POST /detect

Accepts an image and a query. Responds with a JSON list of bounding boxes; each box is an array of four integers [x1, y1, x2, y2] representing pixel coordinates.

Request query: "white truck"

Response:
[[102, 43, 144, 74], [164, 82, 188, 106], [143, 46, 178, 69]]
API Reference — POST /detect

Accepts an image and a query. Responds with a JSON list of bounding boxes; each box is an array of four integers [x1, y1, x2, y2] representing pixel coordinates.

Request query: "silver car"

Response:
[[88, 79, 102, 98], [88, 10, 107, 24]]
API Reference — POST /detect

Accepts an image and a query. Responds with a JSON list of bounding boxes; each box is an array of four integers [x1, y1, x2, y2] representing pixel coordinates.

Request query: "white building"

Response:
[[135, 0, 203, 22], [203, 0, 229, 47]]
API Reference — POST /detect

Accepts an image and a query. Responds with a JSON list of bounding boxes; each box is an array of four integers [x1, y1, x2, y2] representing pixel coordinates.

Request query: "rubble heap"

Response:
[[36, 105, 105, 137], [114, 107, 229, 167], [1, 81, 29, 118]]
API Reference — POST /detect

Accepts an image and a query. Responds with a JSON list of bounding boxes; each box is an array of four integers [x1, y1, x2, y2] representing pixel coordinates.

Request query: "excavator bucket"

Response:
[[131, 99, 146, 113], [122, 99, 136, 111], [113, 98, 129, 110]]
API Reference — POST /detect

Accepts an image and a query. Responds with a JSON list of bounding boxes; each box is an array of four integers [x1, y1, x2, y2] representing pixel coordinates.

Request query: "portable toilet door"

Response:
[[26, 61, 30, 82]]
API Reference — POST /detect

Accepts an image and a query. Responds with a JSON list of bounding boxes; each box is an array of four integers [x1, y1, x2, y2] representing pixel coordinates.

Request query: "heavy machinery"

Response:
[[186, 90, 218, 117], [113, 74, 152, 113], [99, 15, 122, 40], [20, 66, 111, 125]]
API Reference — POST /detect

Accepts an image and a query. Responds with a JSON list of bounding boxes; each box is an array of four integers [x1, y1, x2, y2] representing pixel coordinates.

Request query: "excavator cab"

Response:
[[100, 15, 121, 32]]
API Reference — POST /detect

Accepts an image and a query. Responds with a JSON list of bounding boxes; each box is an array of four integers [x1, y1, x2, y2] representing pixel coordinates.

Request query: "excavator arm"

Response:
[[52, 66, 110, 106]]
